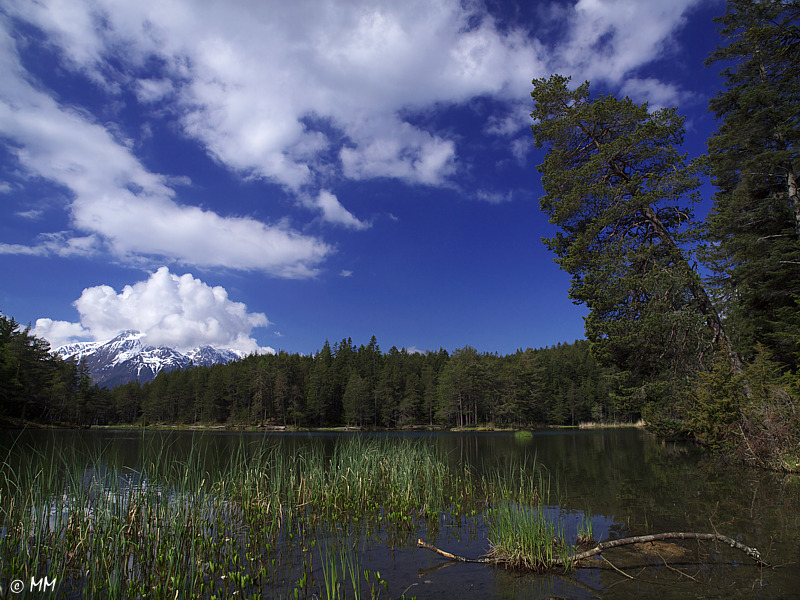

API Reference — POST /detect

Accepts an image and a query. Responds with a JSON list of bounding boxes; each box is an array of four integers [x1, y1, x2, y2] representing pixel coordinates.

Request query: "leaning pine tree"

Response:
[[530, 75, 743, 429]]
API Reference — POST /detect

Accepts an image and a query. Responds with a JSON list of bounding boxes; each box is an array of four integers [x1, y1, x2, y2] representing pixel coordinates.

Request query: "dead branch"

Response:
[[416, 532, 771, 572], [416, 539, 493, 564], [563, 532, 770, 568]]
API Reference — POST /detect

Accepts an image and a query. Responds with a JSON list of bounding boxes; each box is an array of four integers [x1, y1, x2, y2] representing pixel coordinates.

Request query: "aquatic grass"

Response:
[[577, 509, 595, 546], [1, 435, 553, 598], [217, 437, 455, 529], [486, 502, 575, 572], [480, 451, 555, 507]]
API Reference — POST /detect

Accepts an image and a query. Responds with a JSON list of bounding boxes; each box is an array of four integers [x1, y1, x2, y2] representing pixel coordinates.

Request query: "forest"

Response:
[[1, 1, 798, 471], [0, 316, 610, 430]]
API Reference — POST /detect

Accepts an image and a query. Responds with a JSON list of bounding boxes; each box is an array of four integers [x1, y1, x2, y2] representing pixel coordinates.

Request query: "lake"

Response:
[[1, 427, 798, 599]]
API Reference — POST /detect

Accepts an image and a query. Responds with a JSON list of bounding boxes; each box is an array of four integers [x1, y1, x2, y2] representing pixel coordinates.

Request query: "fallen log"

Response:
[[417, 532, 771, 572]]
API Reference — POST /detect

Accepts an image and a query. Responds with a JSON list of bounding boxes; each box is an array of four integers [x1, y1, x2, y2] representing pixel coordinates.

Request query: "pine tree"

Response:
[[703, 0, 800, 369], [531, 75, 741, 418]]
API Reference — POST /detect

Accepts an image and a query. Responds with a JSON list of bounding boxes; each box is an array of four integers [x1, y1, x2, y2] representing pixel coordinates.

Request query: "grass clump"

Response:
[[485, 503, 575, 572]]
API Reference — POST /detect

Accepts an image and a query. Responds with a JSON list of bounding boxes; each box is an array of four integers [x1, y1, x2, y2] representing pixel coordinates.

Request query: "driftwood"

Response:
[[562, 532, 770, 567], [417, 532, 771, 571], [416, 539, 493, 564]]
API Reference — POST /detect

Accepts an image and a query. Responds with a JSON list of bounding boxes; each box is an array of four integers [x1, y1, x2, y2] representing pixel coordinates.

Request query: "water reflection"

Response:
[[1, 428, 797, 599]]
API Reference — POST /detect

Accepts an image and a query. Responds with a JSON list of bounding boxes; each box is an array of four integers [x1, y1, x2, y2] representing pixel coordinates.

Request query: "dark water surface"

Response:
[[2, 427, 798, 599]]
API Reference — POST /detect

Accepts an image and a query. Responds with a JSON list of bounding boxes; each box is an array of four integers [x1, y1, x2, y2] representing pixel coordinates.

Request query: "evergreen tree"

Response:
[[703, 0, 800, 369], [0, 315, 57, 422], [436, 346, 485, 426], [531, 75, 741, 420], [342, 372, 371, 427], [306, 341, 337, 425]]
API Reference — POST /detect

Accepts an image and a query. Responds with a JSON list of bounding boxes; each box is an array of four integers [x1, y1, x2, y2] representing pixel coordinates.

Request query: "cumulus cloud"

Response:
[[0, 22, 330, 276], [32, 319, 91, 349], [553, 0, 702, 84], [0, 0, 704, 266], [34, 267, 273, 353]]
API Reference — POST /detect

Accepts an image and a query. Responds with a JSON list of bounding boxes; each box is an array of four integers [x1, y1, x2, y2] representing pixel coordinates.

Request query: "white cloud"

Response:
[[620, 77, 689, 111], [34, 266, 272, 353], [0, 233, 100, 257], [0, 0, 704, 244], [32, 319, 91, 349], [313, 190, 371, 230], [509, 138, 532, 166], [0, 242, 48, 257], [475, 189, 513, 204], [15, 208, 43, 219], [135, 78, 174, 103], [1, 0, 551, 191], [554, 0, 703, 84], [0, 21, 330, 277], [339, 127, 458, 186]]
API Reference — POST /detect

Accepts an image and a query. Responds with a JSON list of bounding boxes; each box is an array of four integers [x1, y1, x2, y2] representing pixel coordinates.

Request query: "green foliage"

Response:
[[702, 0, 800, 370], [0, 436, 554, 597], [530, 75, 731, 414], [487, 503, 574, 572], [688, 353, 745, 451], [736, 346, 800, 470], [0, 307, 613, 430], [0, 312, 107, 426]]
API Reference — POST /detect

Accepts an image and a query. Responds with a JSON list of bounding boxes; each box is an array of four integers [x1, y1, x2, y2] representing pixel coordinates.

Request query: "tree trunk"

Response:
[[639, 204, 745, 376], [560, 531, 769, 568], [788, 166, 800, 239]]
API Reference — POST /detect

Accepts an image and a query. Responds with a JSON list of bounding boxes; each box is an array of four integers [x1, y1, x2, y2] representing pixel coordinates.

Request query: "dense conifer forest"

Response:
[[0, 315, 610, 429]]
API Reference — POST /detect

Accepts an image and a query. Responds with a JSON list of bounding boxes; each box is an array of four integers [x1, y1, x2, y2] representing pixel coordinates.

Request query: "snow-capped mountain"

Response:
[[55, 331, 246, 387], [185, 345, 247, 367]]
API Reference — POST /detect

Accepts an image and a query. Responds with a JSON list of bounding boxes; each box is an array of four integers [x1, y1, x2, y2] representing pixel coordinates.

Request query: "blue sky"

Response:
[[1, 0, 726, 356]]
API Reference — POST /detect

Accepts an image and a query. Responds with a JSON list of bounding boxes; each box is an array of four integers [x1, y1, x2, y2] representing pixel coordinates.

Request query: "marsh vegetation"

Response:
[[1, 428, 798, 599]]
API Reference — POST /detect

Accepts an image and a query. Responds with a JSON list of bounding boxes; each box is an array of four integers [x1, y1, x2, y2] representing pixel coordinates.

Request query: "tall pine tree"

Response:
[[531, 75, 741, 422], [703, 0, 800, 370]]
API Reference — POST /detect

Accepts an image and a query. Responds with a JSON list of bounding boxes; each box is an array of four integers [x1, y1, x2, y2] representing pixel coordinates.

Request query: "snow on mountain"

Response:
[[185, 345, 248, 367], [55, 331, 245, 387]]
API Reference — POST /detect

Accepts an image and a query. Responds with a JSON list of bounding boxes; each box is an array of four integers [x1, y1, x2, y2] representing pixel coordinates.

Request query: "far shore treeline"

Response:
[[0, 316, 609, 430]]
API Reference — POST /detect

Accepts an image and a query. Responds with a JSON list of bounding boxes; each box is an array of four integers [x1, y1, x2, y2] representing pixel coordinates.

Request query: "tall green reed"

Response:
[[486, 502, 575, 572], [1, 434, 555, 597]]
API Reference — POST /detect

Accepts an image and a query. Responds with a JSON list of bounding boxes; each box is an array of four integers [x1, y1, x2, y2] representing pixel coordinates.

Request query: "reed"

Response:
[[1, 435, 554, 597], [485, 503, 575, 572]]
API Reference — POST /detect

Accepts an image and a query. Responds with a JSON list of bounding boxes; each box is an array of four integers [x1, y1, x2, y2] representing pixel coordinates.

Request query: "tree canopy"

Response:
[[531, 75, 739, 419]]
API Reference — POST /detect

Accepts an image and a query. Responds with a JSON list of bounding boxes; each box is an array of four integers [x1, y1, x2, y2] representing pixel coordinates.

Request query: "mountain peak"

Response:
[[56, 332, 244, 387]]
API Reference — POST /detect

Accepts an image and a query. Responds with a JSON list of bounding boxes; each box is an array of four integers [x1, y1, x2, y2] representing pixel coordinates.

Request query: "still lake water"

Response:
[[2, 427, 798, 599]]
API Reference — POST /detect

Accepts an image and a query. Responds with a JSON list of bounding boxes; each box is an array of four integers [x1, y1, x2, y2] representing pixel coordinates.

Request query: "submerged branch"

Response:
[[417, 532, 771, 572]]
